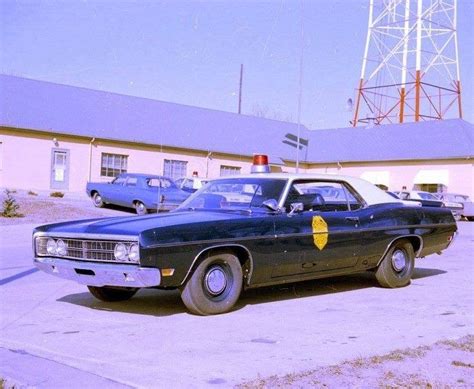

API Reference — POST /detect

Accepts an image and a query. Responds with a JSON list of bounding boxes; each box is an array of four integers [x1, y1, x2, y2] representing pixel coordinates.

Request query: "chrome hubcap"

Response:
[[205, 266, 227, 295], [391, 249, 407, 272], [94, 195, 101, 205], [137, 203, 145, 212]]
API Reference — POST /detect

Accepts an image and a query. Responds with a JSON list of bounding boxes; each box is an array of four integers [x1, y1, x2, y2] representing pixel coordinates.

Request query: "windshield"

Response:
[[177, 177, 287, 211], [418, 192, 438, 200]]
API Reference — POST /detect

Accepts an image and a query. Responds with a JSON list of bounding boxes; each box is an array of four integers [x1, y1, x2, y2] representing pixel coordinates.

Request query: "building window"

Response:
[[101, 153, 128, 177], [413, 183, 447, 193], [220, 165, 241, 176], [164, 159, 187, 180]]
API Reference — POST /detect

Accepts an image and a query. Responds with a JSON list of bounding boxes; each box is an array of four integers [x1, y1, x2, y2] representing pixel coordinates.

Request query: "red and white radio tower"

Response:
[[352, 0, 462, 126]]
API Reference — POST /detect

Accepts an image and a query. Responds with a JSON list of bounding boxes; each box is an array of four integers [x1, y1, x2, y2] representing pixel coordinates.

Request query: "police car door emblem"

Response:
[[312, 215, 328, 250]]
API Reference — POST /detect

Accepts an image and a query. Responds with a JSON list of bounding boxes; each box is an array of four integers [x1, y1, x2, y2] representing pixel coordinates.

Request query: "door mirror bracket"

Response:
[[288, 202, 304, 216]]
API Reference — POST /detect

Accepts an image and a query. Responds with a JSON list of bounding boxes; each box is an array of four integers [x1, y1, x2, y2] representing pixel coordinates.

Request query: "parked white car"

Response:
[[436, 193, 474, 221]]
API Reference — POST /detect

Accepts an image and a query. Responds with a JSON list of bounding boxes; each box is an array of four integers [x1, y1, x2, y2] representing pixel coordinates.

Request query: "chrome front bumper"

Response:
[[34, 257, 161, 287]]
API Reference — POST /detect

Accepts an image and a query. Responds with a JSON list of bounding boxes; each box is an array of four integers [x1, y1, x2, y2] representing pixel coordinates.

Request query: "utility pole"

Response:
[[238, 64, 243, 114], [295, 1, 304, 173]]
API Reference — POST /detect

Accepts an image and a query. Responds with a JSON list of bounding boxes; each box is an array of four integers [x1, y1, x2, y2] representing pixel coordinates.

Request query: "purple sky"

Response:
[[1, 0, 473, 129]]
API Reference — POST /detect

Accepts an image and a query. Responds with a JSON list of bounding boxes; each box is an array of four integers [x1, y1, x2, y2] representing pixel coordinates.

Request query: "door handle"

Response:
[[345, 217, 359, 222]]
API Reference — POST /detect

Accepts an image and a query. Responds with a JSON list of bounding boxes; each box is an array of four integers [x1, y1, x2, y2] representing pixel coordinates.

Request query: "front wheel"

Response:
[[87, 286, 138, 302], [375, 239, 415, 288], [180, 253, 243, 315]]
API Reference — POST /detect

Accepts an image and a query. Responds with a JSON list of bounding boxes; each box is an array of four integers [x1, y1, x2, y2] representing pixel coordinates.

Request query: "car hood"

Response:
[[34, 210, 255, 237]]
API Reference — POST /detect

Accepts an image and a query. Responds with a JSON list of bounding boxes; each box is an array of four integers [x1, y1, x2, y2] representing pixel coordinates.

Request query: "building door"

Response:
[[50, 149, 70, 190]]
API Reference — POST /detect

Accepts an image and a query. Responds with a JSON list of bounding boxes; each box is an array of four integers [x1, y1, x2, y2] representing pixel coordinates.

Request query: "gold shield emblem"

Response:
[[312, 215, 328, 250]]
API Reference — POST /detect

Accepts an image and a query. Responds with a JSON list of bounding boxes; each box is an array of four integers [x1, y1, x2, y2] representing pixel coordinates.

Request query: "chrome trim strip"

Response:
[[376, 235, 424, 267], [146, 222, 453, 250], [33, 231, 139, 242], [34, 257, 160, 287], [147, 234, 275, 249], [180, 244, 254, 287]]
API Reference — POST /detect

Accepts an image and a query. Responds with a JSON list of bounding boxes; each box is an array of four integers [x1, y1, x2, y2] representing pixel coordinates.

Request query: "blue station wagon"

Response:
[[86, 173, 190, 215]]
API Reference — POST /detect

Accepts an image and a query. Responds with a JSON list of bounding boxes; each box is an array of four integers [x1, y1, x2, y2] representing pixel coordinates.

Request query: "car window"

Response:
[[418, 192, 437, 200], [182, 179, 195, 190], [284, 180, 363, 212], [161, 178, 173, 188], [112, 177, 126, 185], [147, 178, 174, 188], [126, 177, 138, 187], [398, 192, 409, 200]]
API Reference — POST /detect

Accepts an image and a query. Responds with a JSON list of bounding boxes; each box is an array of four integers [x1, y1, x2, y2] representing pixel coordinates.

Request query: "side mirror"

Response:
[[262, 199, 280, 212], [289, 202, 304, 216]]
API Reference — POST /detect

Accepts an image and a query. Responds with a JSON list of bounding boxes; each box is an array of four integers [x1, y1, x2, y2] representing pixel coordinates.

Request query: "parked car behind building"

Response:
[[86, 173, 190, 215]]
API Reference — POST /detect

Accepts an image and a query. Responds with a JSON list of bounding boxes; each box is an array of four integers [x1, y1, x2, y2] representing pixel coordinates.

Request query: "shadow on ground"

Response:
[[58, 267, 446, 317]]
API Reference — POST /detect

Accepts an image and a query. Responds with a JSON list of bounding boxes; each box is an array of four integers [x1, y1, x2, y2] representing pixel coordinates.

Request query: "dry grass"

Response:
[[439, 335, 474, 352], [237, 335, 473, 388]]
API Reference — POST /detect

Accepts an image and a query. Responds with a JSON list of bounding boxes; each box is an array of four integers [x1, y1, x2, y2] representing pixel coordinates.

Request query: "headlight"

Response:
[[128, 243, 140, 262], [114, 243, 128, 261], [46, 238, 57, 255], [56, 239, 68, 256]]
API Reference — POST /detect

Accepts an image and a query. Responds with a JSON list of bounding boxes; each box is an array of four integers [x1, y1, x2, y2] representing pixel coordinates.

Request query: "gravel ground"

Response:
[[0, 189, 132, 226], [1, 190, 473, 388]]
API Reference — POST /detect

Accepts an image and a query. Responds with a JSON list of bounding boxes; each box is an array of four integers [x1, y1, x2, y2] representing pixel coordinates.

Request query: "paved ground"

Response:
[[0, 213, 473, 387]]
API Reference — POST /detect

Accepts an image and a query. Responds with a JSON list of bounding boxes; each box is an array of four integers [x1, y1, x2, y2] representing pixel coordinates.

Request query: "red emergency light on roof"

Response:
[[251, 154, 271, 173]]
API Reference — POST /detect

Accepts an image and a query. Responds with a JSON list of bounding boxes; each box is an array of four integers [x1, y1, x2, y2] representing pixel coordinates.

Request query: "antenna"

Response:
[[352, 0, 462, 126]]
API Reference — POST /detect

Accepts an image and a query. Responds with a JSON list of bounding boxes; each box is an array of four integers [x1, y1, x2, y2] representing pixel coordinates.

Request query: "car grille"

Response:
[[35, 237, 139, 264]]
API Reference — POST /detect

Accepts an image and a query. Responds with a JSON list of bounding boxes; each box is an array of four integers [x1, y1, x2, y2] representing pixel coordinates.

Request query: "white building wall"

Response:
[[2, 128, 472, 199], [89, 140, 253, 183], [0, 129, 253, 192], [0, 130, 91, 192], [308, 161, 474, 197]]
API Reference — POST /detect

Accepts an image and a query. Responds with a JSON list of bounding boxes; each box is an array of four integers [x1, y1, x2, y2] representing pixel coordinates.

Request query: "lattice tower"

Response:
[[352, 0, 462, 126]]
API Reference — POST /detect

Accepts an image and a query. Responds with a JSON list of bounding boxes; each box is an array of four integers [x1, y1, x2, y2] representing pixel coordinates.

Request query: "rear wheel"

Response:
[[92, 192, 104, 208], [87, 286, 138, 302], [135, 201, 148, 216], [181, 253, 243, 315], [375, 239, 414, 288]]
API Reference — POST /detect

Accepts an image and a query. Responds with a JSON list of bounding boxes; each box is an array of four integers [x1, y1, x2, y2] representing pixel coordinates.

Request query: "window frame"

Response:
[[163, 159, 188, 180], [283, 179, 366, 213], [220, 165, 241, 177], [101, 153, 128, 178]]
